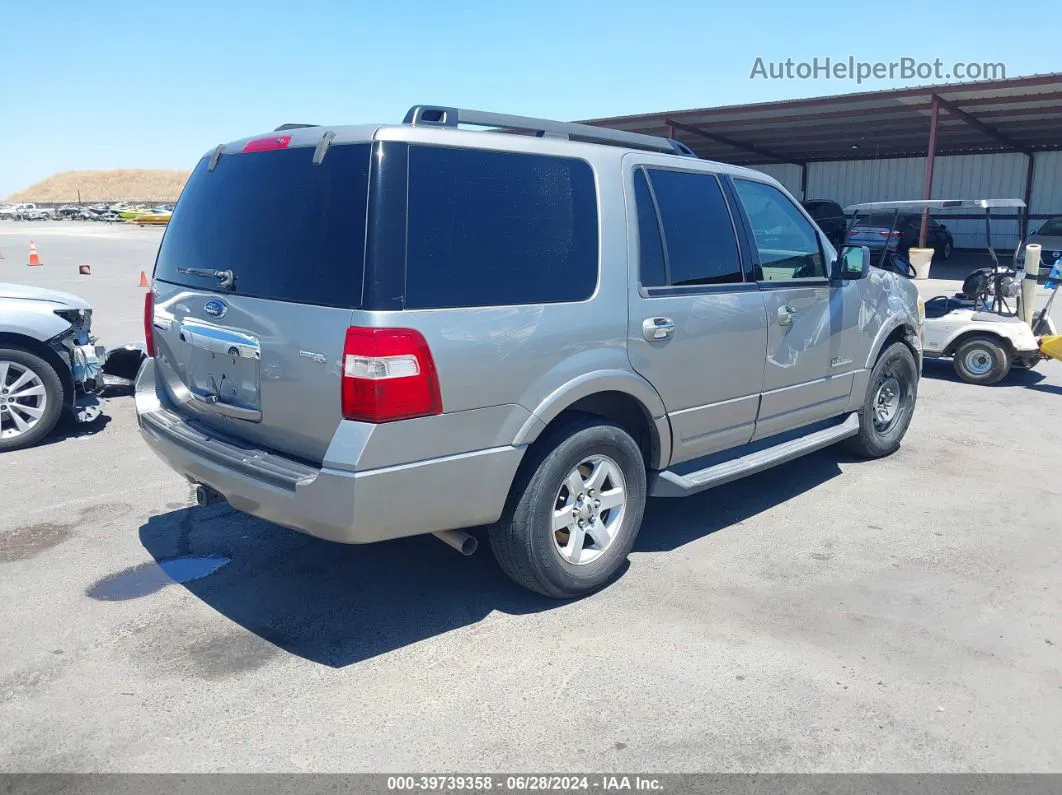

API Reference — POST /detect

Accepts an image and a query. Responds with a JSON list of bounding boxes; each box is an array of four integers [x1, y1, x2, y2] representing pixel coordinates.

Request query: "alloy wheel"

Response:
[[0, 360, 49, 440], [552, 455, 627, 565]]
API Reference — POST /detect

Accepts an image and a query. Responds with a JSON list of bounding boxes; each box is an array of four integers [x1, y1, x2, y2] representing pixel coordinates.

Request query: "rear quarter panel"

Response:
[[346, 140, 654, 466]]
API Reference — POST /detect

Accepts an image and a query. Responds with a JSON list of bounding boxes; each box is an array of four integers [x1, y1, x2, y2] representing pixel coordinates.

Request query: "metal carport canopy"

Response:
[[844, 199, 1027, 213], [581, 73, 1062, 165]]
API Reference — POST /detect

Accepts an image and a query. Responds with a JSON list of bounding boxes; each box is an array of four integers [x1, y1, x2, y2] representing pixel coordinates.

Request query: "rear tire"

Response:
[[846, 342, 918, 459], [0, 347, 64, 452], [490, 416, 647, 598], [953, 336, 1010, 385]]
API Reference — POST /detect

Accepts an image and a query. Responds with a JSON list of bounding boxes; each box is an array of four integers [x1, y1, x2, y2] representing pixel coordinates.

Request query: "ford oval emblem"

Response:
[[203, 299, 227, 319]]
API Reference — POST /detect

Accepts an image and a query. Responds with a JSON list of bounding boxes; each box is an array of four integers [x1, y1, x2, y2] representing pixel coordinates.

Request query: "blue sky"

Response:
[[1, 0, 1056, 197]]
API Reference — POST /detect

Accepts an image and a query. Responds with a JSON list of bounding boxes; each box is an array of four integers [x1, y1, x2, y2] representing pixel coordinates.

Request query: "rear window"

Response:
[[404, 146, 598, 309], [806, 201, 843, 219], [155, 143, 371, 308], [1037, 217, 1062, 236], [859, 212, 913, 228]]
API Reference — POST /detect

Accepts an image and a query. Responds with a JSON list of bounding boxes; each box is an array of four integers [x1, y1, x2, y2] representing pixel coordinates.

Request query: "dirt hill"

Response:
[[7, 169, 190, 203]]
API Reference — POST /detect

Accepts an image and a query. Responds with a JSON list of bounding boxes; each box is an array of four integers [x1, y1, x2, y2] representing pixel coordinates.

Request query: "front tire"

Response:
[[941, 239, 953, 260], [953, 335, 1010, 385], [490, 416, 647, 598], [0, 347, 64, 452], [846, 342, 918, 459]]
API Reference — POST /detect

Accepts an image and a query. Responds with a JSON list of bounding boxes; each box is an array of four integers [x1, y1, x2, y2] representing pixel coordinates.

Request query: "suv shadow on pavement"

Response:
[[137, 451, 843, 668], [635, 450, 844, 553]]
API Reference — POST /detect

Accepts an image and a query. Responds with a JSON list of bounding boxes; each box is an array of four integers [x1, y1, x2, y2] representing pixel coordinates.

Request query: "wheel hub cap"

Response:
[[964, 350, 992, 375], [552, 455, 627, 566], [873, 376, 901, 431]]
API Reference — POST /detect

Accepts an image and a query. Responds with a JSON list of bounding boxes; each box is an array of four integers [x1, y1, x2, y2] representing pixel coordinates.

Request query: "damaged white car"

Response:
[[0, 283, 103, 451]]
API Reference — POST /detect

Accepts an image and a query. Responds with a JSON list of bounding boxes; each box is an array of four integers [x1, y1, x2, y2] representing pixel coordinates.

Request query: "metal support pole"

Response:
[[919, 95, 941, 249], [1022, 153, 1035, 241], [667, 124, 675, 141], [800, 164, 808, 201]]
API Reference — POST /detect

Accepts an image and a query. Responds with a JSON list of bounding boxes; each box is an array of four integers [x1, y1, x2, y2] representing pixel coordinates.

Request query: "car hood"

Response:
[[0, 282, 92, 309]]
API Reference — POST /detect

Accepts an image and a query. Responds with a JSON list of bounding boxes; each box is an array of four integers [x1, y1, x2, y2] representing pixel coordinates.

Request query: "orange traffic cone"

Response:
[[138, 271, 149, 288], [28, 242, 42, 266], [79, 264, 91, 275]]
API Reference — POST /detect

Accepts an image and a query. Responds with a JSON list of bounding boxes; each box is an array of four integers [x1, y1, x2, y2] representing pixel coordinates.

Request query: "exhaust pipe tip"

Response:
[[432, 529, 478, 556]]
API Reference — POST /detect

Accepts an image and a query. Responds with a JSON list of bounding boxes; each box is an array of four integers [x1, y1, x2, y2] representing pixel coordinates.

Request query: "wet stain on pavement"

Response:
[[2, 502, 134, 564], [121, 614, 281, 680], [0, 523, 73, 563], [185, 630, 280, 679], [86, 555, 231, 601], [77, 501, 132, 525], [0, 654, 73, 703]]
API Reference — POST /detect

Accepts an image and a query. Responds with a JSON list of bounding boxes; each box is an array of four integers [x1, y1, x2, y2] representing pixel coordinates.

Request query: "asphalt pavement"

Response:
[[1, 222, 1060, 773]]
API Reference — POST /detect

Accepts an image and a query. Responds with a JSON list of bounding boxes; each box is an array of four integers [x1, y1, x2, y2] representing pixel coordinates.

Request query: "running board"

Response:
[[651, 413, 860, 498]]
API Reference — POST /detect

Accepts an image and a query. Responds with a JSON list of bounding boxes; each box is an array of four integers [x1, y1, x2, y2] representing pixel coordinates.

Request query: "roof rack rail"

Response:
[[403, 105, 695, 157], [274, 123, 318, 132]]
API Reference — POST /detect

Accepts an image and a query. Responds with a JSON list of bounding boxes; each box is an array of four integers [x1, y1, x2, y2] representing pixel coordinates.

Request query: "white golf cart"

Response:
[[844, 199, 1053, 385]]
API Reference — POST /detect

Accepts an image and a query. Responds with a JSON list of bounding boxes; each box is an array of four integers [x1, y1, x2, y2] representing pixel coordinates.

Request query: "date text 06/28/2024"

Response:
[[386, 775, 664, 791]]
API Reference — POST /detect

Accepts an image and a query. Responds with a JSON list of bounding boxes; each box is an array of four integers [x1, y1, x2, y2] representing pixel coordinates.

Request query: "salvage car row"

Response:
[[0, 202, 173, 223]]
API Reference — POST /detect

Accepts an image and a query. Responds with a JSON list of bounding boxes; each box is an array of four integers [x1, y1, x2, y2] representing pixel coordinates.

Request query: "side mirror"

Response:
[[832, 245, 871, 280]]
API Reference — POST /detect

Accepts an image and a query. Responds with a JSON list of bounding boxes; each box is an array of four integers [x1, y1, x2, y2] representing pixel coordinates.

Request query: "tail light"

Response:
[[849, 229, 860, 237], [144, 291, 155, 358], [341, 327, 442, 423], [242, 134, 291, 153], [879, 230, 902, 238]]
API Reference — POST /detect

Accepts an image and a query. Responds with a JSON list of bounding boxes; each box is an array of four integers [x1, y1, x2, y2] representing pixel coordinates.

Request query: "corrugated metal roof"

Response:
[[584, 74, 1062, 165]]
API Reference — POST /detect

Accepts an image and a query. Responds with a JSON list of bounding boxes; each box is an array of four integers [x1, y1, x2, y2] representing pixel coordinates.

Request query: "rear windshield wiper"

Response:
[[177, 267, 236, 289]]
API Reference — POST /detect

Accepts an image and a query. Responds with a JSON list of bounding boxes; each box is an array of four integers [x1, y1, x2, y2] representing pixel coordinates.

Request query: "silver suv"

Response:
[[135, 106, 923, 597]]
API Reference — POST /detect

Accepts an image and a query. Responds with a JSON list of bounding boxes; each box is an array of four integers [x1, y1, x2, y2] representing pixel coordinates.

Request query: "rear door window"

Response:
[[634, 169, 667, 288], [642, 168, 743, 286], [404, 146, 598, 309], [155, 143, 371, 308]]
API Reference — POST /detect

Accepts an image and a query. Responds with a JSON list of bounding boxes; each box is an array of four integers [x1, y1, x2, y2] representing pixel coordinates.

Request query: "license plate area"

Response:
[[180, 320, 262, 413]]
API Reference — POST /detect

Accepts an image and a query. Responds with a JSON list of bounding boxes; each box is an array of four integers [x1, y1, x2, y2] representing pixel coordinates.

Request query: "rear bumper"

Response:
[[135, 359, 524, 544]]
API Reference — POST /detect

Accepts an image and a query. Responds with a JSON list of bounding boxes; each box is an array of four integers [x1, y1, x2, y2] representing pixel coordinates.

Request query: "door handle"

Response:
[[777, 305, 797, 326], [642, 317, 676, 341]]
